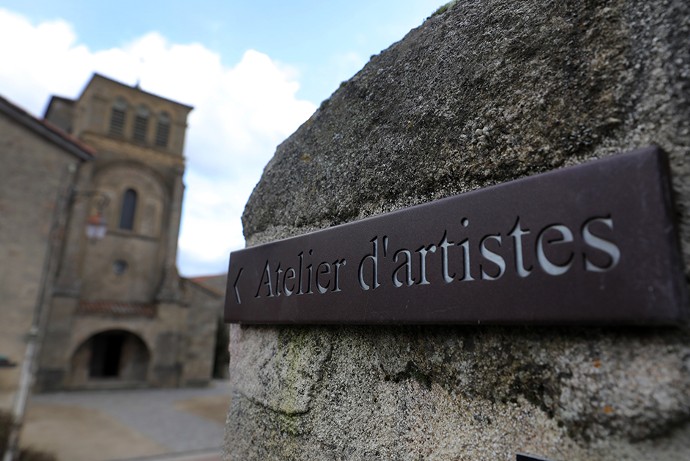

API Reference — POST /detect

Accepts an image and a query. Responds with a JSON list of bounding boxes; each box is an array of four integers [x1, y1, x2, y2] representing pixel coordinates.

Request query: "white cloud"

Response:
[[0, 8, 316, 276]]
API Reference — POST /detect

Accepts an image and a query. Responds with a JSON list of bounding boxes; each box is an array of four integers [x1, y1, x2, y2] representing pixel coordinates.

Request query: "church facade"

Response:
[[0, 74, 221, 399]]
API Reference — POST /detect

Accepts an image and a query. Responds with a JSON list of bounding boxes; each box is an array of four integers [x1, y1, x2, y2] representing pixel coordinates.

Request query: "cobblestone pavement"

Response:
[[26, 380, 230, 460]]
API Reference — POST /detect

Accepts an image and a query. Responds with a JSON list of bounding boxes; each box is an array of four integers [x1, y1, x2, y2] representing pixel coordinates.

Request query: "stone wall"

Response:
[[181, 279, 223, 386], [224, 1, 690, 460], [0, 110, 83, 408], [80, 163, 168, 302]]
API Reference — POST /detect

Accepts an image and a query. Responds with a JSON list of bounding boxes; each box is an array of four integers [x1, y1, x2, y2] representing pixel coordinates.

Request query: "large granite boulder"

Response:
[[224, 1, 690, 459]]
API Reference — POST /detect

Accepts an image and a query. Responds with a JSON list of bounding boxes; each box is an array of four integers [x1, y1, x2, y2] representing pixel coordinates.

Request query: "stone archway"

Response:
[[70, 329, 150, 387]]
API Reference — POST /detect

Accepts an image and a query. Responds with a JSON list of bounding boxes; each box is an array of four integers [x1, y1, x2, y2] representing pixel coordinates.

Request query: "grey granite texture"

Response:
[[224, 1, 690, 459]]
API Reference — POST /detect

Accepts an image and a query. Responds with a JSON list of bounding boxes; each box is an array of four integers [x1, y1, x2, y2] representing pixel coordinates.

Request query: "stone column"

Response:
[[224, 2, 690, 460], [157, 164, 185, 302]]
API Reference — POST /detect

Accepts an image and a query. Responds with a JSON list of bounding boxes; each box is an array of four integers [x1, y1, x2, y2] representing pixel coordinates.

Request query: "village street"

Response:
[[20, 380, 231, 461]]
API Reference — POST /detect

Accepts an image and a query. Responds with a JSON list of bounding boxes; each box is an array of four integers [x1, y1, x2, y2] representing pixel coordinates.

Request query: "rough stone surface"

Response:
[[225, 1, 690, 460]]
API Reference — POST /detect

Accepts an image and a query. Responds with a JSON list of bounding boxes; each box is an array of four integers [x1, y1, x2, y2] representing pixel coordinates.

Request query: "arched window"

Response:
[[109, 97, 128, 136], [119, 189, 137, 230], [155, 112, 171, 148], [132, 105, 149, 143]]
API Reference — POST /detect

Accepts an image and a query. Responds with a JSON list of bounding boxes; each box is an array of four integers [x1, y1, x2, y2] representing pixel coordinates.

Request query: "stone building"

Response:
[[0, 74, 221, 403], [0, 94, 94, 408]]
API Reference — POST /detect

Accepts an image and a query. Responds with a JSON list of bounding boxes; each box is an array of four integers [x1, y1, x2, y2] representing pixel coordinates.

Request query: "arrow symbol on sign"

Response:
[[233, 268, 243, 304]]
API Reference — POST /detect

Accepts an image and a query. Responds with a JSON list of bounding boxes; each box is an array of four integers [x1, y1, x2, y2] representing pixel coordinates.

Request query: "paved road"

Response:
[[28, 380, 230, 460], [113, 449, 221, 461]]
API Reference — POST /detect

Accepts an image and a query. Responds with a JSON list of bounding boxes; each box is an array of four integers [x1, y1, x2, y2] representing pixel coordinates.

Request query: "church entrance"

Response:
[[70, 330, 149, 387], [89, 330, 126, 378]]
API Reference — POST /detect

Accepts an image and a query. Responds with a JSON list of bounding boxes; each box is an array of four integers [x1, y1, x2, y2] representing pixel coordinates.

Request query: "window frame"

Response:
[[109, 97, 128, 137], [155, 111, 171, 148], [118, 188, 138, 231], [132, 104, 150, 143]]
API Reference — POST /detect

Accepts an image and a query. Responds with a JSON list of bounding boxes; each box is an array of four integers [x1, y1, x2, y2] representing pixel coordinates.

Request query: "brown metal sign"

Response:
[[225, 146, 688, 325], [516, 454, 556, 461]]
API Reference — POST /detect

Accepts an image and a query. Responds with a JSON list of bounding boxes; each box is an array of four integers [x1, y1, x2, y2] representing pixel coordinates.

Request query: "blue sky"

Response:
[[0, 1, 447, 275]]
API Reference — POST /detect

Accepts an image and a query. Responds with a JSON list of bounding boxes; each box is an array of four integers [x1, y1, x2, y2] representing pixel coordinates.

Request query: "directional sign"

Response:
[[225, 146, 688, 325], [516, 454, 556, 461]]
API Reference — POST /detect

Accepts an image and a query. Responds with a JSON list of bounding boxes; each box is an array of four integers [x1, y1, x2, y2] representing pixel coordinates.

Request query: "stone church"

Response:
[[0, 74, 222, 403]]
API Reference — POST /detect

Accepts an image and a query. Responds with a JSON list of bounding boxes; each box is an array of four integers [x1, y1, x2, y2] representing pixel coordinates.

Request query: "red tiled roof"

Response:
[[77, 301, 157, 318], [189, 275, 224, 286], [43, 117, 96, 155], [0, 94, 96, 160], [187, 274, 227, 297]]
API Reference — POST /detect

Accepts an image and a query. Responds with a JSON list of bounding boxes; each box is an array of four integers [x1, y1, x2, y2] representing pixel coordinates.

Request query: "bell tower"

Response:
[[45, 74, 193, 304], [38, 74, 201, 391]]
